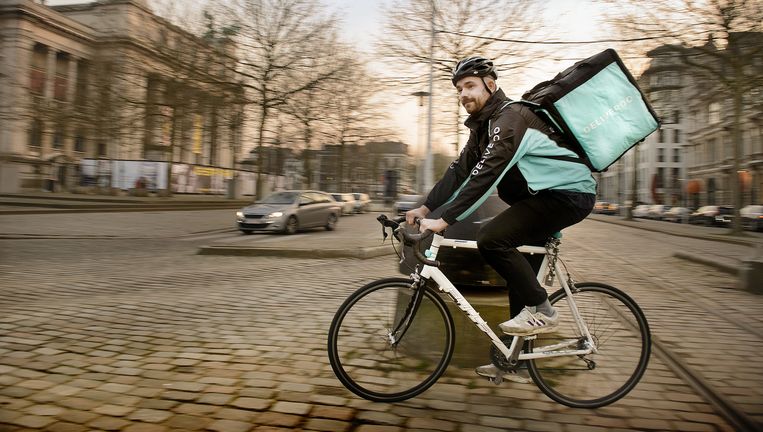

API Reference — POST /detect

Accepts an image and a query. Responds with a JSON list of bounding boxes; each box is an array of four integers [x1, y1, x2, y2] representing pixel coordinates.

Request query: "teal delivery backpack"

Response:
[[520, 49, 660, 172]]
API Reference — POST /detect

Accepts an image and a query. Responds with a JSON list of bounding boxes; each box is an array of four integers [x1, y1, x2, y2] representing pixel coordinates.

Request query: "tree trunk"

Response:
[[255, 103, 267, 199], [164, 105, 178, 197], [302, 123, 312, 189], [729, 83, 743, 235], [625, 144, 639, 220]]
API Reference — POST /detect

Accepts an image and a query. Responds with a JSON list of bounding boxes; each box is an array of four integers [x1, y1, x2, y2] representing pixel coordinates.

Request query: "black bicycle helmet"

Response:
[[451, 56, 497, 86]]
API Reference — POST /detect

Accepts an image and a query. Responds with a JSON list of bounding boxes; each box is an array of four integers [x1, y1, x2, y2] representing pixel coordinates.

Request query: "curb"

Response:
[[196, 244, 395, 259], [673, 252, 738, 275], [588, 215, 761, 247], [0, 204, 244, 215]]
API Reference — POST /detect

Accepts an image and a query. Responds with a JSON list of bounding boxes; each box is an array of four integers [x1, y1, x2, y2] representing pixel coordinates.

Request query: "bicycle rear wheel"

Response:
[[527, 282, 651, 408], [327, 278, 454, 402]]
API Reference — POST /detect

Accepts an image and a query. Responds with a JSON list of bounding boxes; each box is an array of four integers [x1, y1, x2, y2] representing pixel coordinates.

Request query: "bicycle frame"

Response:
[[416, 233, 598, 365]]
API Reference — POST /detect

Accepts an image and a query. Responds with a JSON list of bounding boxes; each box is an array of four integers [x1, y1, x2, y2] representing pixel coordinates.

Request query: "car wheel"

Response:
[[241, 230, 254, 235], [325, 213, 338, 231], [284, 216, 298, 235], [704, 218, 712, 227]]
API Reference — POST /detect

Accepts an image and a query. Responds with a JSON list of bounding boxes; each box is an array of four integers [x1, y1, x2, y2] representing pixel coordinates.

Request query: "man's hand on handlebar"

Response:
[[405, 206, 430, 226], [419, 217, 449, 234]]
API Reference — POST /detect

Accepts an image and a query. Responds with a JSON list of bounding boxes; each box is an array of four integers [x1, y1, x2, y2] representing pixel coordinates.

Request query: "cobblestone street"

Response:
[[0, 211, 761, 431]]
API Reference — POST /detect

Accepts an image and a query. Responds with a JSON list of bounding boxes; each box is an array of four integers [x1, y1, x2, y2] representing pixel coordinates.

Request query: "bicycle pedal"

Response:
[[488, 375, 503, 385]]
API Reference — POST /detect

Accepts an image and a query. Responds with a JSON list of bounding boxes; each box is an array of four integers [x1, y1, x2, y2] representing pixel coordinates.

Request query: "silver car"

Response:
[[236, 190, 341, 234]]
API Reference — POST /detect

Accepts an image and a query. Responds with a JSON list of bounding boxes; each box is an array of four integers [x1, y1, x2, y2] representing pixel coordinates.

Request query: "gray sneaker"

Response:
[[475, 364, 531, 384], [498, 307, 559, 336]]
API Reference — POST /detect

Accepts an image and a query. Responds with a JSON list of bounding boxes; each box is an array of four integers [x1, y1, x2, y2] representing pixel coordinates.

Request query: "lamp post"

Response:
[[424, 0, 436, 193], [411, 91, 430, 192]]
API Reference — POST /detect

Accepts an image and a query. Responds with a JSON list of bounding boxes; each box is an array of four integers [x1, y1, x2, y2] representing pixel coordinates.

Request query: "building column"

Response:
[[44, 48, 56, 100], [0, 38, 34, 156]]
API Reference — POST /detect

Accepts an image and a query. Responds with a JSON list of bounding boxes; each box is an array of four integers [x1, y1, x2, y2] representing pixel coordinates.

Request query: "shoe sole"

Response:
[[498, 323, 559, 337], [475, 371, 531, 384]]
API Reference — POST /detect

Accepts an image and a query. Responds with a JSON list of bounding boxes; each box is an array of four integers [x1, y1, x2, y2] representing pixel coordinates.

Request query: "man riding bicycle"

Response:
[[406, 56, 597, 381]]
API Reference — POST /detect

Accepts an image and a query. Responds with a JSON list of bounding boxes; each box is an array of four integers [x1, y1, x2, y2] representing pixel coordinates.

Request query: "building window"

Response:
[[708, 102, 721, 124], [97, 142, 106, 157], [672, 148, 680, 163], [53, 129, 63, 149], [707, 138, 716, 163], [54, 52, 69, 101], [658, 148, 665, 162], [28, 119, 43, 149], [75, 133, 85, 153], [673, 129, 681, 143], [30, 43, 47, 95], [75, 61, 88, 106], [658, 128, 665, 143]]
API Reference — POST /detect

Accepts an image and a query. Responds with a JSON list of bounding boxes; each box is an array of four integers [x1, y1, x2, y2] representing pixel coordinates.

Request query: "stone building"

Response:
[[598, 35, 763, 208], [0, 0, 244, 194]]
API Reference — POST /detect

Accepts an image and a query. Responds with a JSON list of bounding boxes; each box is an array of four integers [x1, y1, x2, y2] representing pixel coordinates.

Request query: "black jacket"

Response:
[[423, 88, 596, 225]]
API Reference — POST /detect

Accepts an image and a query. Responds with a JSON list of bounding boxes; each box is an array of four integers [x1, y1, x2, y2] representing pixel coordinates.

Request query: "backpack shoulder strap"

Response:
[[496, 101, 595, 171]]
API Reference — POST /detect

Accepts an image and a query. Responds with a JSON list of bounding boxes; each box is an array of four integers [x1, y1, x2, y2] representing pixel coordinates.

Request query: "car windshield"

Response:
[[258, 192, 298, 204]]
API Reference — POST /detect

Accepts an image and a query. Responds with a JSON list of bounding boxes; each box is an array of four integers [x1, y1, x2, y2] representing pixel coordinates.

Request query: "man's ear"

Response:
[[487, 79, 497, 93]]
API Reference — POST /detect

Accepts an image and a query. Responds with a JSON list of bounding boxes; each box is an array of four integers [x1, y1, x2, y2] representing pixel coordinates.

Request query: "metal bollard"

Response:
[[739, 243, 763, 295]]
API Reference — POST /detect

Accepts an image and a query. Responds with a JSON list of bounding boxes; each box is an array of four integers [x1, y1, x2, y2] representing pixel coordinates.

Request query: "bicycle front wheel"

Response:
[[327, 278, 455, 402], [527, 282, 651, 408]]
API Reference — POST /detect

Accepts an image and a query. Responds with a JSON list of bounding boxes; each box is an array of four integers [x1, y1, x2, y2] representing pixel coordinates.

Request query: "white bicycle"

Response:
[[327, 215, 651, 408]]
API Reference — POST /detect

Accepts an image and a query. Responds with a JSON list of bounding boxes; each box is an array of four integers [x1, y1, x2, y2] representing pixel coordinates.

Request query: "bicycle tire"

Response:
[[327, 278, 455, 402], [527, 282, 651, 408]]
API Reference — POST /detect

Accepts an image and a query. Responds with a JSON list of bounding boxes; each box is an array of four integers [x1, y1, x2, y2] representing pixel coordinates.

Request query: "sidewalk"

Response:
[[0, 192, 251, 214]]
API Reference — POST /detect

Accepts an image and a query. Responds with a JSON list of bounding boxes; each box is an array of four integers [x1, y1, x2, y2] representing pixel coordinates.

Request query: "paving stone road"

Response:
[[0, 211, 760, 431]]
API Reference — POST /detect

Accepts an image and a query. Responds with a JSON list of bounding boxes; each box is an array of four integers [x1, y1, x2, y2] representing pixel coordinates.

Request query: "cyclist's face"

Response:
[[455, 76, 493, 114]]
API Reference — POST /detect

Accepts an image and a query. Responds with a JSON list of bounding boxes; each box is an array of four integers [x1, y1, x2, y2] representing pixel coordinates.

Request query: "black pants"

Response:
[[476, 190, 595, 318]]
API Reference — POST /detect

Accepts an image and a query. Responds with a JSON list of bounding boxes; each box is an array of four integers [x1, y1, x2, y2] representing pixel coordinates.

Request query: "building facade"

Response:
[[598, 36, 763, 209], [0, 0, 244, 194]]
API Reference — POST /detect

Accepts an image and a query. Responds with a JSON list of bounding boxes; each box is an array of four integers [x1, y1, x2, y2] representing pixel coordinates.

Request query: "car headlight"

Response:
[[267, 211, 283, 218], [236, 211, 244, 219]]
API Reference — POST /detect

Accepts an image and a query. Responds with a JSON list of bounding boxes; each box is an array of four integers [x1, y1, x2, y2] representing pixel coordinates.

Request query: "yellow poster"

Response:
[[193, 114, 203, 154]]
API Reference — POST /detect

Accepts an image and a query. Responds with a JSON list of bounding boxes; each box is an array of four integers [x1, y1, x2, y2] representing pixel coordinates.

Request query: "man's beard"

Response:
[[462, 98, 477, 113]]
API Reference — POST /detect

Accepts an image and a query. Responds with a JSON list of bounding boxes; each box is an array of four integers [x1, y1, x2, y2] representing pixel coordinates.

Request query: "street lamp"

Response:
[[411, 91, 430, 193]]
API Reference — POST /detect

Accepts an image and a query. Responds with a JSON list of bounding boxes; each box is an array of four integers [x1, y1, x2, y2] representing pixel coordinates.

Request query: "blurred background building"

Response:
[[598, 33, 763, 208], [0, 0, 244, 194]]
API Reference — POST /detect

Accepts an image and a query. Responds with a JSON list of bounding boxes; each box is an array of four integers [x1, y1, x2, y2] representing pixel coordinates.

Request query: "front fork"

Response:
[[387, 274, 427, 346]]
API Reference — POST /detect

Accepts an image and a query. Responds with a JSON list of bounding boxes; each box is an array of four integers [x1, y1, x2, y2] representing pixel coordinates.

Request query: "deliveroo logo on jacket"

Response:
[[554, 62, 658, 170]]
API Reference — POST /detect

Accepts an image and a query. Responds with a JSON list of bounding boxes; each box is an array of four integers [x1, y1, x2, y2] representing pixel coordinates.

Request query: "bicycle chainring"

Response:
[[490, 334, 525, 372]]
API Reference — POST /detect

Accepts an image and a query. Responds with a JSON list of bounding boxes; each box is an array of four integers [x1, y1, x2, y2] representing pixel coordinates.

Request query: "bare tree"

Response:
[[221, 0, 352, 198], [607, 0, 763, 234], [377, 0, 543, 154], [322, 56, 394, 192]]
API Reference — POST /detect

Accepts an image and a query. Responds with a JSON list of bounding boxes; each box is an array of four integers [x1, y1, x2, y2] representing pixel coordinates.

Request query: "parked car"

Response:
[[593, 201, 610, 214], [647, 204, 672, 220], [236, 190, 341, 234], [689, 205, 734, 227], [330, 193, 357, 216], [352, 192, 371, 213], [740, 205, 763, 231], [602, 202, 619, 215], [593, 201, 619, 215], [632, 204, 651, 218], [663, 206, 691, 223], [393, 194, 423, 216]]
